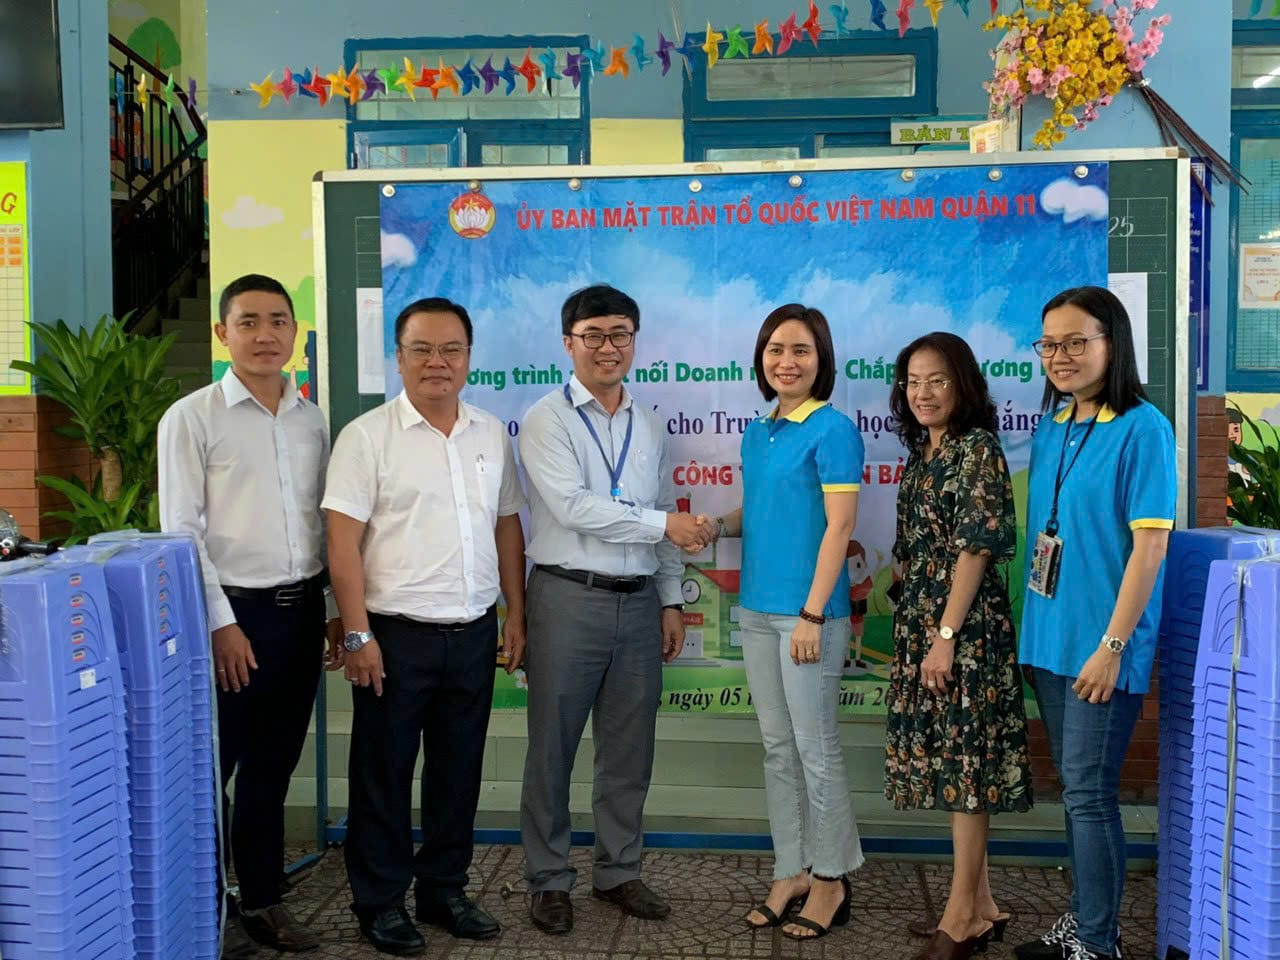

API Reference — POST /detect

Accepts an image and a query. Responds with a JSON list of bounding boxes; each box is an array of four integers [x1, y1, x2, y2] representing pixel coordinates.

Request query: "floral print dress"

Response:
[[884, 428, 1033, 813]]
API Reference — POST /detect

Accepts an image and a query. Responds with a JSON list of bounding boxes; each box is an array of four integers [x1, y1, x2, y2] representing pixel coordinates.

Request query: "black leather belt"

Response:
[[536, 564, 648, 594], [222, 572, 326, 607]]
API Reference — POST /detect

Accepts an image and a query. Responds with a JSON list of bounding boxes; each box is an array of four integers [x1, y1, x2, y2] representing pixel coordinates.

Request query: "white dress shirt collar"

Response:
[[566, 374, 634, 413], [393, 390, 474, 435], [220, 365, 303, 415]]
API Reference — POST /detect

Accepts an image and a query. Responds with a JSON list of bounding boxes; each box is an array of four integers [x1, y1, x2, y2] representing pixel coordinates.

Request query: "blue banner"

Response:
[[380, 162, 1109, 714]]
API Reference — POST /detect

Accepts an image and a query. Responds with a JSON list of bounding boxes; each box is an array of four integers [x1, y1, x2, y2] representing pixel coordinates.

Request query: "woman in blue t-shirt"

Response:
[[701, 304, 864, 941], [1016, 286, 1175, 960]]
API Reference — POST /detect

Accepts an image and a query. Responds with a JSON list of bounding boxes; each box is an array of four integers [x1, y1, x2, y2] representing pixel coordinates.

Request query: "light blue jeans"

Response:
[[739, 609, 864, 880]]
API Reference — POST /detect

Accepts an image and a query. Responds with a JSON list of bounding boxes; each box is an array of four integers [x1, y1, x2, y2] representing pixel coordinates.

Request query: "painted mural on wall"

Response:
[[1226, 393, 1280, 529]]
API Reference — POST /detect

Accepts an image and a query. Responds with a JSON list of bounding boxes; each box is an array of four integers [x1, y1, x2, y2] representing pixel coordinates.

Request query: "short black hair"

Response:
[[1226, 406, 1244, 425], [1039, 285, 1147, 415], [394, 297, 474, 346], [889, 332, 998, 450], [219, 274, 294, 322], [561, 284, 640, 336], [752, 304, 837, 403]]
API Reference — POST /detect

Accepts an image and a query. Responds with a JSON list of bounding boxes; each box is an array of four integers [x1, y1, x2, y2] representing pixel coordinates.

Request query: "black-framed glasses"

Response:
[[570, 331, 635, 349], [1032, 333, 1108, 358], [899, 377, 952, 392], [399, 341, 469, 361]]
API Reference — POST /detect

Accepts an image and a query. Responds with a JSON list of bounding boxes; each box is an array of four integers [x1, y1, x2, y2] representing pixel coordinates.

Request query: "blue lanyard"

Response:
[[564, 383, 633, 500]]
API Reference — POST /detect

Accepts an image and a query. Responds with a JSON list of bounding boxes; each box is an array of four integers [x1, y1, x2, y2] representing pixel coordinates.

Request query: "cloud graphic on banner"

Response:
[[221, 195, 285, 229], [1039, 179, 1108, 223], [381, 231, 417, 269]]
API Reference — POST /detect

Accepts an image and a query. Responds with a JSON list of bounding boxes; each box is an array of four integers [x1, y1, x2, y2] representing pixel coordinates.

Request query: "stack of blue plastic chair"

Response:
[[90, 532, 219, 959], [1190, 553, 1280, 960], [58, 541, 198, 959], [1158, 527, 1280, 960], [0, 556, 134, 960]]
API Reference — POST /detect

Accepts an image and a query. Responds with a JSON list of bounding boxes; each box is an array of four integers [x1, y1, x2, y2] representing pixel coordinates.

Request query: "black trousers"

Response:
[[345, 607, 498, 915], [219, 588, 325, 910]]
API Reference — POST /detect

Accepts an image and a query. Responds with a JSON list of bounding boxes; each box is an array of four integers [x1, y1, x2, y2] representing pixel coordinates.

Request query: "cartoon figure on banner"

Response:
[[1227, 407, 1252, 484], [845, 539, 873, 673]]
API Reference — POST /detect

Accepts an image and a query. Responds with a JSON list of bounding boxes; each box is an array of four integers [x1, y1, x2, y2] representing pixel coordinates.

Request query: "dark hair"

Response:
[[219, 274, 294, 322], [889, 332, 998, 450], [752, 304, 837, 403], [1226, 407, 1243, 425], [394, 297, 474, 346], [1039, 286, 1146, 415], [561, 284, 640, 336]]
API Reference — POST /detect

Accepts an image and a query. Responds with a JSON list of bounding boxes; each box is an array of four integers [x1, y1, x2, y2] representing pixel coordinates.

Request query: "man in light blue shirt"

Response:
[[518, 284, 705, 936]]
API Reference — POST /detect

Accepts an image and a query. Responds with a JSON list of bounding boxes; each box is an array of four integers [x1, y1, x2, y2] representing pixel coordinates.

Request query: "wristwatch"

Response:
[[1100, 634, 1127, 654], [938, 625, 956, 641], [344, 630, 375, 652], [663, 604, 684, 613]]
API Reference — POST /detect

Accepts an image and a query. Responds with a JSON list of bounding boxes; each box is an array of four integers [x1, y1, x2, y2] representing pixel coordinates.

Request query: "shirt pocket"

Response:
[[476, 452, 503, 516], [289, 433, 324, 507], [625, 448, 660, 508]]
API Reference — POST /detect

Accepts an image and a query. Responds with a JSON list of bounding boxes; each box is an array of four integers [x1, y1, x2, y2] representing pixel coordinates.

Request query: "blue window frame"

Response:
[[343, 34, 590, 169], [683, 29, 938, 162], [1228, 21, 1280, 391]]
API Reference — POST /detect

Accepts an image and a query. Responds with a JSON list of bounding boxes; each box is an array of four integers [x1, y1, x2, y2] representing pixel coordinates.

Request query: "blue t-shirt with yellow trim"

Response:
[[740, 398, 866, 617], [1019, 398, 1176, 693]]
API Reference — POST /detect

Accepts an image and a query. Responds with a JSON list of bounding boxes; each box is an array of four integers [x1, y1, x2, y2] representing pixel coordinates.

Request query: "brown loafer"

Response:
[[591, 879, 671, 920], [530, 890, 573, 935], [239, 904, 319, 952]]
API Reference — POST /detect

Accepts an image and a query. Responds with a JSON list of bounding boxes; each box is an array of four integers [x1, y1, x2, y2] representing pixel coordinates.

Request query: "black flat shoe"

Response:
[[356, 905, 425, 956], [782, 876, 851, 941], [745, 892, 807, 929], [416, 894, 499, 940]]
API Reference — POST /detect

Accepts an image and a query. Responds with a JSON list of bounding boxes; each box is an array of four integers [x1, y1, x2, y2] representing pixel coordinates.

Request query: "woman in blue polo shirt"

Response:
[[1015, 286, 1175, 960], [703, 304, 863, 942]]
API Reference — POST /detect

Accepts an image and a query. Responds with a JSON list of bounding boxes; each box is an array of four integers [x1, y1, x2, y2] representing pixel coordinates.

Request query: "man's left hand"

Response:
[[661, 607, 684, 663], [502, 611, 526, 674]]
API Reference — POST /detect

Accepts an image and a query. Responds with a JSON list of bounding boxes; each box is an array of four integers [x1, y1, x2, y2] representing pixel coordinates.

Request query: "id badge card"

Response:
[[1028, 530, 1064, 599]]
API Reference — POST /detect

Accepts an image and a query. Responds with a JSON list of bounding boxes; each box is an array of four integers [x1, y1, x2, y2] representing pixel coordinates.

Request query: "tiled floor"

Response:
[[235, 845, 1157, 959]]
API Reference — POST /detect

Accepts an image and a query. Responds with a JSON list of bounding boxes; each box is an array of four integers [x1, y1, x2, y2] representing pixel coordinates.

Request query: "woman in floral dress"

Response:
[[884, 332, 1033, 960]]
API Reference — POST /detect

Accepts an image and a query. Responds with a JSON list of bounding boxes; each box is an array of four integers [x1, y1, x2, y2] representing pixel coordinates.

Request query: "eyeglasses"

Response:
[[399, 341, 469, 362], [1031, 334, 1107, 358], [899, 377, 952, 392], [569, 331, 635, 349]]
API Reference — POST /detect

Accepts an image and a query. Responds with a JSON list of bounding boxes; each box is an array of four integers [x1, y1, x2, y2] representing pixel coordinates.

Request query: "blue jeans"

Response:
[[1033, 668, 1143, 955], [739, 609, 863, 880]]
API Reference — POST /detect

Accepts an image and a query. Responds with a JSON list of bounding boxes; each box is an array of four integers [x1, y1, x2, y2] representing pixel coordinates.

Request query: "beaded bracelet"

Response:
[[798, 607, 825, 625]]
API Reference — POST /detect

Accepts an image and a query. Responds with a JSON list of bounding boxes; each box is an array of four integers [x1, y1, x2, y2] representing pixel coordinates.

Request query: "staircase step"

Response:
[[179, 297, 211, 325], [161, 316, 211, 342], [196, 277, 211, 300], [167, 341, 212, 368]]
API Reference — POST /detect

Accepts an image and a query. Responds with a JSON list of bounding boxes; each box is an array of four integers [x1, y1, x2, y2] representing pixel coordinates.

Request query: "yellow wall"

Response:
[[207, 119, 346, 378], [590, 119, 684, 165]]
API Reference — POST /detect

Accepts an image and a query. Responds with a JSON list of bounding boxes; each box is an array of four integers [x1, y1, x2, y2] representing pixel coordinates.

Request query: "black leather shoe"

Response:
[[529, 890, 573, 935], [416, 894, 500, 940], [592, 879, 671, 920], [356, 906, 426, 956]]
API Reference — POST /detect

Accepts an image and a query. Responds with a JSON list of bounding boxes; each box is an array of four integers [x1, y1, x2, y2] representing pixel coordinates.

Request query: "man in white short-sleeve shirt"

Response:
[[324, 297, 526, 954]]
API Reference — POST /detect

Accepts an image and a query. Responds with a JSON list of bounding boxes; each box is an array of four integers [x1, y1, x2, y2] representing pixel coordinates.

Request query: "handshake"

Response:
[[665, 513, 722, 554]]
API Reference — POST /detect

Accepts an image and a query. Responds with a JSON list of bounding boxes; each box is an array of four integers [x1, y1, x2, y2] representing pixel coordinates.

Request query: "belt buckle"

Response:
[[274, 584, 304, 607]]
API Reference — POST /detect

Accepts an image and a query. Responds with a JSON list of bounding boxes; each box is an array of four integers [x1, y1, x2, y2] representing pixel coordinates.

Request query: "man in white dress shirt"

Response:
[[324, 298, 526, 955], [519, 284, 707, 936], [159, 273, 338, 953]]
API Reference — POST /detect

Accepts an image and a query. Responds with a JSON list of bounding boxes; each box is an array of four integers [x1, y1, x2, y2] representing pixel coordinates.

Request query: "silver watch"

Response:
[[1100, 634, 1126, 654], [344, 630, 375, 652]]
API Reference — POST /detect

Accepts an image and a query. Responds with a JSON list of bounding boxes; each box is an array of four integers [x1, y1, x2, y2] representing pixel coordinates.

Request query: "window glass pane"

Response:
[[705, 146, 801, 162], [352, 46, 582, 121], [706, 55, 915, 102], [817, 144, 912, 159], [480, 143, 570, 166], [1232, 45, 1280, 91], [1235, 137, 1280, 372]]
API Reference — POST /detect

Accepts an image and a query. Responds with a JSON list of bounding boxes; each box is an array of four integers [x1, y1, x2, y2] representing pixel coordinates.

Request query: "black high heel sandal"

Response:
[[782, 876, 851, 940], [745, 892, 807, 929]]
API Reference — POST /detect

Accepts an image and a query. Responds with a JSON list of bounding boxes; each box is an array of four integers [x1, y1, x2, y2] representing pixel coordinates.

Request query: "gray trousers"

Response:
[[519, 566, 663, 892]]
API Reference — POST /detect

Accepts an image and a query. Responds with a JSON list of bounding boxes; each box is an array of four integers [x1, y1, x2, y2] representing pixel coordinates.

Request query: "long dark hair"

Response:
[[1039, 286, 1146, 415], [752, 304, 837, 402], [890, 332, 997, 450]]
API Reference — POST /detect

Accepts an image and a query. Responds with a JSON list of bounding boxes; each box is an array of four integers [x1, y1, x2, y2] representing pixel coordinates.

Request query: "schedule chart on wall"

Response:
[[0, 162, 31, 394]]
